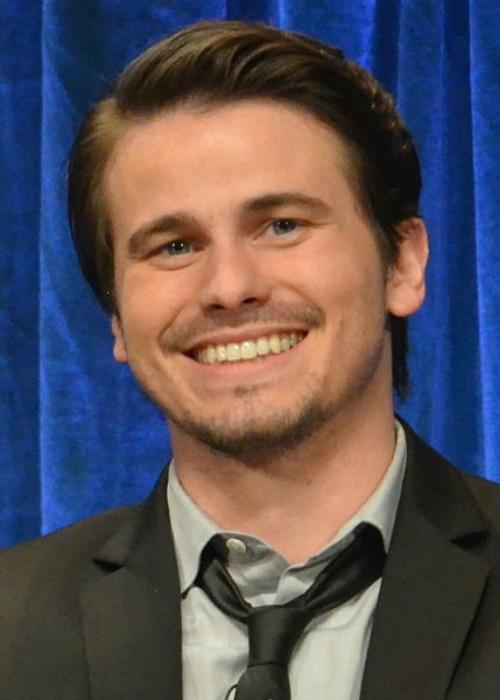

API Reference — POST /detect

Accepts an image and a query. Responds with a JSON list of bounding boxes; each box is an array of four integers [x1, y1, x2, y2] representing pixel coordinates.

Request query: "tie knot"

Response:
[[247, 605, 313, 666], [195, 522, 386, 700]]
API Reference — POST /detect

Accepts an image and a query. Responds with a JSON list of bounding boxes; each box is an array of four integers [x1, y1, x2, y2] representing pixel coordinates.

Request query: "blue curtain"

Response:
[[2, 0, 499, 547]]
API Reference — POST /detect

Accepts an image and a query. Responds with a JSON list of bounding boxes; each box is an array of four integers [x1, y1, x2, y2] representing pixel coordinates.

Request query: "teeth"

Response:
[[206, 346, 217, 364], [256, 337, 269, 356], [215, 344, 227, 362], [280, 336, 291, 352], [226, 343, 241, 362], [241, 341, 257, 360], [195, 332, 305, 365], [269, 334, 281, 354]]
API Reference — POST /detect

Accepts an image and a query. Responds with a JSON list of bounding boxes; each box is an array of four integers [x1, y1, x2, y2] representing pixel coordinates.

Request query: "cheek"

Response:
[[301, 251, 383, 311], [117, 267, 192, 343]]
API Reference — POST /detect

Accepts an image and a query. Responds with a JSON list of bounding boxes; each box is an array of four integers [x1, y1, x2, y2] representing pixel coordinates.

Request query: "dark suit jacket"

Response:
[[1, 424, 500, 699]]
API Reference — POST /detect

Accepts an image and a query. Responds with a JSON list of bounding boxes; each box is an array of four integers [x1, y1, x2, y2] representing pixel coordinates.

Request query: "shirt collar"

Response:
[[167, 420, 407, 594]]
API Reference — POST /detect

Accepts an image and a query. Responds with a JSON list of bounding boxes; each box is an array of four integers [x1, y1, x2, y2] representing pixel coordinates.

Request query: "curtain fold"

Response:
[[0, 3, 42, 545], [1, 0, 499, 546]]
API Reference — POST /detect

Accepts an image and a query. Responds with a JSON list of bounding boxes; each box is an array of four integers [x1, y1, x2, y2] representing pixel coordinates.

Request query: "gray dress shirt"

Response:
[[167, 422, 406, 700]]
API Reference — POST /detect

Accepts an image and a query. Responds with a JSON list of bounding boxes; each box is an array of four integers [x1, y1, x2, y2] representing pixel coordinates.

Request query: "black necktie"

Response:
[[194, 522, 386, 700]]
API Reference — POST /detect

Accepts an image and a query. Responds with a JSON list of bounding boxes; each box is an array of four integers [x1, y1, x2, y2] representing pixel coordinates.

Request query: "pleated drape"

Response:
[[1, 0, 499, 546]]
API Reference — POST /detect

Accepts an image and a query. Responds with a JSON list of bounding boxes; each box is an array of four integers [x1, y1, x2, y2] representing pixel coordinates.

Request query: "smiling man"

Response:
[[2, 20, 500, 700]]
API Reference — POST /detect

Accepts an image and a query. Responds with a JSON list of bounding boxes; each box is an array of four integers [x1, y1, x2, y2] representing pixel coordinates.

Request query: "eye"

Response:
[[146, 236, 200, 269], [269, 219, 299, 236], [158, 239, 193, 256]]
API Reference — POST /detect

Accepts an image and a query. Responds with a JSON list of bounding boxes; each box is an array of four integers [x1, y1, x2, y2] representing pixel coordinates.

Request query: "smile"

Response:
[[194, 332, 306, 365]]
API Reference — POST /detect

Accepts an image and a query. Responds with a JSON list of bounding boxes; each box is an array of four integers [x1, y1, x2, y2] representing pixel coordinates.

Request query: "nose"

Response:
[[199, 240, 271, 311]]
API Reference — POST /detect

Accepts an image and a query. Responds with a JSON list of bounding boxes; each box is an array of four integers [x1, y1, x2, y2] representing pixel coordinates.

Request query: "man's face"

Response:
[[107, 100, 426, 458]]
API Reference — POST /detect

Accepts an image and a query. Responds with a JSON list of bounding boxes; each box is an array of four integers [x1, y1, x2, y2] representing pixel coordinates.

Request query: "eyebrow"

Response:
[[127, 212, 198, 256], [126, 191, 331, 255], [241, 191, 331, 216]]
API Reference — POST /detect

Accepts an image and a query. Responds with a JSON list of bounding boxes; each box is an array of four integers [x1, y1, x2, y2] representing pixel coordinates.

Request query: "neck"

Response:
[[170, 394, 396, 564]]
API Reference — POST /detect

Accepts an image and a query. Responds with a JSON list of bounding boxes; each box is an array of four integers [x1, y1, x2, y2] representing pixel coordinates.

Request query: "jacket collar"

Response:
[[360, 421, 490, 700], [79, 423, 492, 700], [80, 468, 183, 700]]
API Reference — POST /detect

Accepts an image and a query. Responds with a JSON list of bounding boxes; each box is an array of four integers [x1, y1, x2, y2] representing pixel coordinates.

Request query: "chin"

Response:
[[167, 397, 336, 461]]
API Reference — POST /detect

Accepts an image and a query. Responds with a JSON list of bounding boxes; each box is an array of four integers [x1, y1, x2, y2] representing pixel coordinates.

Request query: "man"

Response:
[[1, 19, 500, 700]]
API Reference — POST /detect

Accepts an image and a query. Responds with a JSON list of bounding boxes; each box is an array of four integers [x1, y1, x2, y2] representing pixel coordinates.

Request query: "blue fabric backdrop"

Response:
[[1, 0, 499, 547]]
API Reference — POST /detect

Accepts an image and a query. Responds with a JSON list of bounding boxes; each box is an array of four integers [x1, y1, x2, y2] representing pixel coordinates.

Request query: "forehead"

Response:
[[104, 100, 360, 229]]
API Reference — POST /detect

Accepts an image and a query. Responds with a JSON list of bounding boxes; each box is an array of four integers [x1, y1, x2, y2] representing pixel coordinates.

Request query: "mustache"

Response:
[[160, 303, 324, 352]]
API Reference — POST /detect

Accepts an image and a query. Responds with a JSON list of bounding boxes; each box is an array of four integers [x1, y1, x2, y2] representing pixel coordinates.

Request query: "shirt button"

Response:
[[225, 537, 247, 557]]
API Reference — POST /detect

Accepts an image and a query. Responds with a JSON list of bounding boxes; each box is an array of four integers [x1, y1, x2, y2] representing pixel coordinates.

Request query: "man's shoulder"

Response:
[[459, 469, 500, 527], [404, 420, 500, 532], [0, 502, 141, 601]]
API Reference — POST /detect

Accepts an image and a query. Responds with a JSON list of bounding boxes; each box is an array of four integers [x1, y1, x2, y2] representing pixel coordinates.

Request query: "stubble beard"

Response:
[[167, 379, 337, 461], [127, 301, 389, 462], [149, 333, 386, 463]]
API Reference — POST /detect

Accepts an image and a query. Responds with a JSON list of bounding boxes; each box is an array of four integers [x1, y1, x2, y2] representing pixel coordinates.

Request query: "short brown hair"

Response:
[[68, 20, 422, 397]]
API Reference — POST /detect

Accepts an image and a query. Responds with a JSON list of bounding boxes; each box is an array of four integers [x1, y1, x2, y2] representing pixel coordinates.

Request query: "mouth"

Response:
[[188, 331, 307, 365]]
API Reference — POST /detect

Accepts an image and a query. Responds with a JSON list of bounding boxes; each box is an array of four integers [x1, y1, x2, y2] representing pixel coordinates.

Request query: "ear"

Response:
[[386, 217, 429, 317], [111, 314, 128, 363]]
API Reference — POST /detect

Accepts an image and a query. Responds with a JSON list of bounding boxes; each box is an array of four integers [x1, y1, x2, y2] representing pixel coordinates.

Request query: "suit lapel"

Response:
[[78, 427, 492, 699], [360, 425, 490, 700], [80, 470, 183, 700]]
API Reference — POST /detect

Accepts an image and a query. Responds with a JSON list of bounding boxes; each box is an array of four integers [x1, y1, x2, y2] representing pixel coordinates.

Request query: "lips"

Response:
[[193, 331, 306, 364]]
